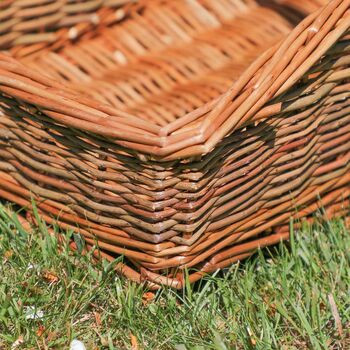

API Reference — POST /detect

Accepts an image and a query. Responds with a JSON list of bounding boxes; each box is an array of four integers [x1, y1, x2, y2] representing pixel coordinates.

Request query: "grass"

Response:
[[0, 205, 349, 350]]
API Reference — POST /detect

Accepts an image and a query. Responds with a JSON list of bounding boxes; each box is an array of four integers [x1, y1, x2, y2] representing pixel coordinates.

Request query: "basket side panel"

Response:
[[0, 0, 133, 58]]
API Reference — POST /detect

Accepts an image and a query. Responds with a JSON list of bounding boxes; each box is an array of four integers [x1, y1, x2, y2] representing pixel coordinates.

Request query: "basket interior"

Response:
[[18, 0, 312, 126]]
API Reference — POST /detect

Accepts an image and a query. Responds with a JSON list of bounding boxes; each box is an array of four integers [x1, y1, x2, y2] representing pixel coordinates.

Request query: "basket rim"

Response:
[[0, 0, 349, 160]]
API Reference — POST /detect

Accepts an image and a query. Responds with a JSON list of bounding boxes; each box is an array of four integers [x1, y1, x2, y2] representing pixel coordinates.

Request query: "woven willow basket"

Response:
[[0, 0, 349, 288]]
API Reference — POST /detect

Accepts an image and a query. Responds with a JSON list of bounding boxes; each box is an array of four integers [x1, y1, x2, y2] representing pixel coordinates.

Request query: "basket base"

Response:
[[0, 170, 349, 288]]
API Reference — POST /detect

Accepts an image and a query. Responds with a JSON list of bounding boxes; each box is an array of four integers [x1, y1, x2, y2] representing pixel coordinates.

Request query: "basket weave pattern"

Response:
[[0, 0, 349, 288]]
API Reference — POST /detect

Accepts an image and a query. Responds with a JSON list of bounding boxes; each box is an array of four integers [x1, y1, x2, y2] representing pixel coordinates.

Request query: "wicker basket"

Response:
[[0, 0, 349, 288]]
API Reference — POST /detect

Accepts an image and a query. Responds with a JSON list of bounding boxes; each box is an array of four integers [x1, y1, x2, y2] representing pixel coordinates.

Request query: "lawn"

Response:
[[0, 205, 349, 350]]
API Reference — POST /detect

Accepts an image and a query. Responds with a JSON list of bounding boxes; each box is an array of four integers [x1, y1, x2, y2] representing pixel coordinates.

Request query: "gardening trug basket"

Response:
[[0, 0, 349, 288]]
